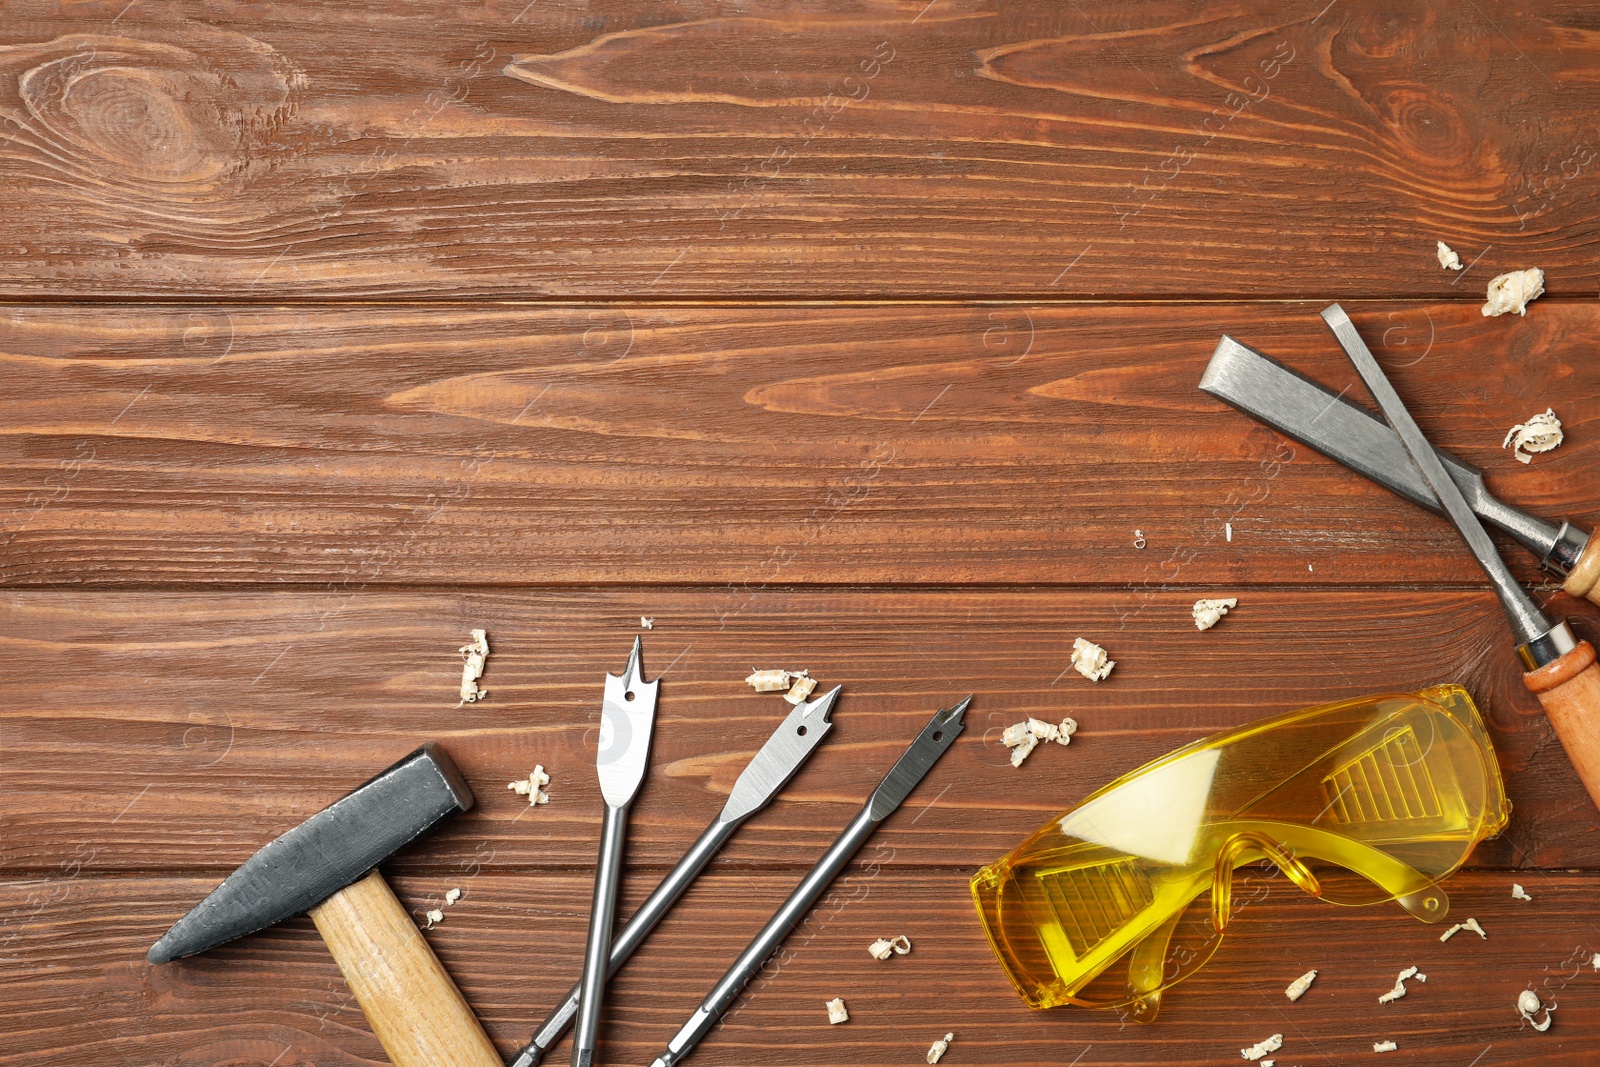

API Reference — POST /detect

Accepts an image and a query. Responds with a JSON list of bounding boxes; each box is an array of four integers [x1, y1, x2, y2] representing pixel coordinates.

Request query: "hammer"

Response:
[[148, 743, 502, 1067]]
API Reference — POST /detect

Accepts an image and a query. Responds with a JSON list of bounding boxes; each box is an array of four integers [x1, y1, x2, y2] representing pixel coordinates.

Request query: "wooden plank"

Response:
[[3, 868, 1596, 1065], [3, 301, 1593, 586], [2, 3, 1599, 298], [4, 587, 1596, 873]]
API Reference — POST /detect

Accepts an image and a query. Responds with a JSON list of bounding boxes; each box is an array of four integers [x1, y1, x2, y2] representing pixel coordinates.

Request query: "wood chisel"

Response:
[[509, 684, 842, 1067], [571, 636, 659, 1067], [647, 695, 971, 1067], [1199, 334, 1597, 598], [1321, 302, 1600, 813]]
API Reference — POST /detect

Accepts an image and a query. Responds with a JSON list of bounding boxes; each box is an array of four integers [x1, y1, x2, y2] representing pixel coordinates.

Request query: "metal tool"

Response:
[[1199, 334, 1595, 590], [571, 636, 660, 1067], [510, 685, 842, 1067], [1321, 302, 1600, 813], [648, 695, 971, 1067], [148, 743, 501, 1067]]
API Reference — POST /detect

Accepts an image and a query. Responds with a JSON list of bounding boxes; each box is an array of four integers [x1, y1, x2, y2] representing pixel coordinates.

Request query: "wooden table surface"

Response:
[[5, 3, 1600, 1065]]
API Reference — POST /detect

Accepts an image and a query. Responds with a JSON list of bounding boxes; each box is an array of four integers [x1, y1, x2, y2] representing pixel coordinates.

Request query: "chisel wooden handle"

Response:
[[1561, 539, 1600, 609], [309, 870, 502, 1067], [1524, 640, 1600, 812]]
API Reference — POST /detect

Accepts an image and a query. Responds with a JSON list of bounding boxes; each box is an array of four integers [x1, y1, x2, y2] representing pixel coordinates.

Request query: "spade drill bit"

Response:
[[648, 696, 971, 1067], [510, 685, 842, 1067], [572, 637, 659, 1067]]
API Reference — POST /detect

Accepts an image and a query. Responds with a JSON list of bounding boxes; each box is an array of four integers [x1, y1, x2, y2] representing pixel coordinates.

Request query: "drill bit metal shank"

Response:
[[510, 686, 842, 1067], [572, 637, 659, 1067], [648, 696, 971, 1067]]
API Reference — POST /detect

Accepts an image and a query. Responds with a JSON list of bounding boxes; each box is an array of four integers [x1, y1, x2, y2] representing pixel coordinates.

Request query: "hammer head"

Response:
[[148, 743, 473, 965]]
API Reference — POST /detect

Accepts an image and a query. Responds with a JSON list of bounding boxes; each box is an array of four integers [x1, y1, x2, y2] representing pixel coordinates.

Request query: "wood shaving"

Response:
[[1003, 716, 1076, 767], [1027, 717, 1059, 742], [1373, 1041, 1397, 1053], [1001, 721, 1032, 748], [1070, 637, 1114, 682], [1133, 529, 1146, 549], [826, 997, 849, 1024], [746, 668, 801, 692], [1225, 522, 1233, 542], [423, 908, 444, 929], [1512, 882, 1533, 901], [1518, 989, 1555, 1032], [1008, 733, 1038, 767], [1437, 240, 1463, 270], [926, 1033, 953, 1064], [641, 616, 654, 630], [1502, 409, 1562, 464], [456, 629, 490, 706], [1377, 965, 1425, 1004], [1591, 952, 1600, 972], [508, 765, 551, 806], [444, 887, 462, 906], [784, 673, 818, 705], [867, 934, 912, 959], [1193, 597, 1238, 631], [1482, 267, 1545, 317], [1439, 917, 1487, 942], [1240, 1033, 1282, 1061], [1285, 969, 1317, 1001]]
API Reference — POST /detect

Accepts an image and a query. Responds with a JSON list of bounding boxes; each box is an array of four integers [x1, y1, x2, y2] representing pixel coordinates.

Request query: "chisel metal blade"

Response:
[[1200, 334, 1587, 575], [1321, 303, 1564, 657]]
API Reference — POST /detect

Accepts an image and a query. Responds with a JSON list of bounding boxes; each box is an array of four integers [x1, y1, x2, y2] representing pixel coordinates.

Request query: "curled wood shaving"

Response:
[[1439, 917, 1486, 942], [1373, 1041, 1398, 1053], [867, 934, 913, 959], [508, 765, 551, 805], [423, 908, 444, 929], [1518, 989, 1555, 1032], [1502, 410, 1562, 464], [1285, 969, 1317, 1001], [826, 997, 849, 1024], [1482, 268, 1545, 317], [926, 1033, 953, 1064], [1004, 716, 1077, 767], [1070, 637, 1114, 682], [444, 887, 462, 906], [746, 668, 805, 693], [1240, 1033, 1282, 1061], [1512, 882, 1533, 901], [457, 629, 490, 706], [641, 616, 654, 630], [784, 673, 818, 705], [1378, 965, 1425, 1004], [1193, 597, 1238, 631], [1437, 241, 1463, 270]]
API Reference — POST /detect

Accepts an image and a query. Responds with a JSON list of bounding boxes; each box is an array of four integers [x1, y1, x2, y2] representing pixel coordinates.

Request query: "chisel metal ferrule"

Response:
[[1519, 619, 1580, 672]]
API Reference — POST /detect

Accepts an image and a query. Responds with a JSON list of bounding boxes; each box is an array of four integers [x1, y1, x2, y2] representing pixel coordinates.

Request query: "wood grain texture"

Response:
[[3, 2, 1600, 298], [5, 868, 1599, 1066], [3, 301, 1595, 587], [4, 587, 1596, 873]]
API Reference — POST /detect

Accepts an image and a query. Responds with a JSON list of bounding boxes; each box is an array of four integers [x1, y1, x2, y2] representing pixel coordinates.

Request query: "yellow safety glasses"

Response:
[[971, 685, 1508, 1020]]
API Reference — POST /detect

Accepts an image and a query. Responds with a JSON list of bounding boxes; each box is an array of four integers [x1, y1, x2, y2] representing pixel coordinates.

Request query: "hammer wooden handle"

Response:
[[309, 870, 502, 1067], [1562, 538, 1600, 609], [1524, 640, 1600, 813]]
